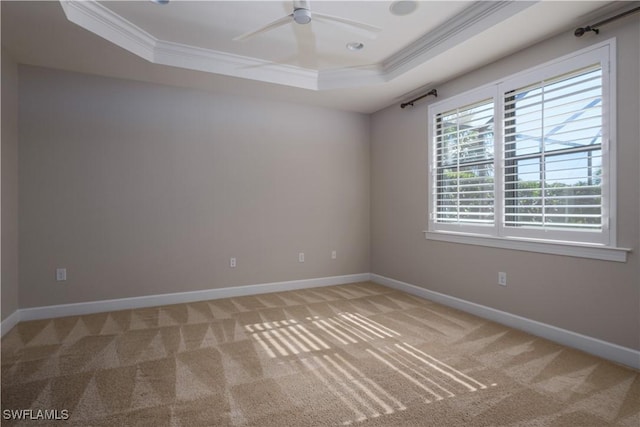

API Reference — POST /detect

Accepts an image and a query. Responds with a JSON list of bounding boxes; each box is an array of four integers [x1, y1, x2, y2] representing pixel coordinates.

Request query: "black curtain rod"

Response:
[[574, 5, 640, 37], [400, 7, 639, 108], [400, 89, 437, 109]]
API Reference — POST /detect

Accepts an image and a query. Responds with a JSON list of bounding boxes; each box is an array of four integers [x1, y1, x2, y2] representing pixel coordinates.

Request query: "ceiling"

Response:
[[1, 1, 624, 113]]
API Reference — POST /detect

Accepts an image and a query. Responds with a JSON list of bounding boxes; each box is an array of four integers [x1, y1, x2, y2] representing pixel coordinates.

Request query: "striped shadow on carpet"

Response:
[[2, 282, 639, 426]]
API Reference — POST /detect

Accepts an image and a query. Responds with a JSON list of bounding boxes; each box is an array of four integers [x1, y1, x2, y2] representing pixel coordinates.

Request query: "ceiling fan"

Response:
[[233, 0, 382, 42]]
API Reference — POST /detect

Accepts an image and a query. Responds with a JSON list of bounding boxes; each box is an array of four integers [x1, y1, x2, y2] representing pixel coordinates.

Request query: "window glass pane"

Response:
[[504, 67, 603, 158], [505, 158, 542, 227], [434, 98, 495, 226], [544, 68, 602, 153], [505, 87, 543, 157], [436, 100, 494, 166], [545, 150, 602, 186], [436, 167, 459, 223], [544, 150, 602, 229], [457, 164, 494, 224], [503, 64, 603, 232], [507, 157, 541, 183]]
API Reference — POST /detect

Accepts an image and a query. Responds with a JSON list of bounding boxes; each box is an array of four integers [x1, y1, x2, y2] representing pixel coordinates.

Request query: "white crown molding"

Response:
[[154, 40, 320, 90], [59, 0, 156, 62], [318, 63, 387, 90], [59, 0, 537, 91], [383, 1, 537, 79]]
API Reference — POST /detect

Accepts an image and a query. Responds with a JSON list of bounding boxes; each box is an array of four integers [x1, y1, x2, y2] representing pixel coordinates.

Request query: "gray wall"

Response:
[[18, 67, 370, 308], [2, 49, 20, 321], [8, 12, 639, 353], [371, 18, 640, 350]]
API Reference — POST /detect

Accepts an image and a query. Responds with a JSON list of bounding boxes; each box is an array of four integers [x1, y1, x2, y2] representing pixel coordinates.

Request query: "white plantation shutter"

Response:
[[432, 98, 495, 230], [503, 65, 604, 233], [428, 43, 614, 248]]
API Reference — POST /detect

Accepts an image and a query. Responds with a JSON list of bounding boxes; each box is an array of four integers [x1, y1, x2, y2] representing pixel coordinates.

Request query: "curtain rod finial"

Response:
[[400, 88, 437, 109]]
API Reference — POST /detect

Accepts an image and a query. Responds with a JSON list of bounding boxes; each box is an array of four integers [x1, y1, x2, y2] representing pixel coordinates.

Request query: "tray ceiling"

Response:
[[2, 1, 620, 112]]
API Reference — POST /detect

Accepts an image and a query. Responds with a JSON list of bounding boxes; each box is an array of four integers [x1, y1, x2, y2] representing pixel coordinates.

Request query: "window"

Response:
[[502, 64, 606, 244], [427, 41, 626, 260], [432, 94, 496, 235]]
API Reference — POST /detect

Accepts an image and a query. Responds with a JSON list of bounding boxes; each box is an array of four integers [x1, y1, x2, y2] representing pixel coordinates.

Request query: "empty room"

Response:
[[1, 1, 639, 425]]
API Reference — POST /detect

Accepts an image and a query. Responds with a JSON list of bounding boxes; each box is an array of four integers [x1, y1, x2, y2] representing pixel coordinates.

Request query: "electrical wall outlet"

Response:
[[230, 257, 236, 268], [331, 250, 337, 259], [56, 268, 67, 281], [299, 252, 305, 263], [498, 272, 507, 286]]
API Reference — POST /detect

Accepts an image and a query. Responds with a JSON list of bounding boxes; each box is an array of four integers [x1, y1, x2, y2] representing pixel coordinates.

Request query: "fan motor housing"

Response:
[[293, 8, 312, 25]]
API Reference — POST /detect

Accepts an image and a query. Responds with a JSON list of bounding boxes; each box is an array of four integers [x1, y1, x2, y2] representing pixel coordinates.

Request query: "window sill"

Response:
[[424, 231, 630, 262]]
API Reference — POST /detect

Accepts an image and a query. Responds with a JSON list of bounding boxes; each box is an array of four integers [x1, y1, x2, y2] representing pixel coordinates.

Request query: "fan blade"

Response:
[[295, 20, 318, 69], [233, 14, 293, 41], [312, 12, 381, 39]]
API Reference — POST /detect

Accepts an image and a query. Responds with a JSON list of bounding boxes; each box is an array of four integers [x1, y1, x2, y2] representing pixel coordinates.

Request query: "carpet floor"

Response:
[[1, 282, 638, 426]]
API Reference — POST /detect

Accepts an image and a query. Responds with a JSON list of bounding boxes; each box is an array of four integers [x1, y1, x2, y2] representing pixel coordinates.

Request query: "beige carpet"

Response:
[[1, 282, 638, 426]]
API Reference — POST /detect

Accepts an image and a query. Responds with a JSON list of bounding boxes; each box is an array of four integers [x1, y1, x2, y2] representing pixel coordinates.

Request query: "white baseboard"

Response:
[[371, 274, 640, 371], [1, 273, 370, 336], [4, 272, 638, 371], [1, 310, 21, 337]]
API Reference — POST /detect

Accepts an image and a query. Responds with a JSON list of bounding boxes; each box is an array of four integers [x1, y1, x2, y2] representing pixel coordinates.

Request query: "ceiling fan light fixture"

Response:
[[293, 8, 312, 25], [390, 1, 418, 16], [233, 0, 380, 42], [346, 42, 364, 51]]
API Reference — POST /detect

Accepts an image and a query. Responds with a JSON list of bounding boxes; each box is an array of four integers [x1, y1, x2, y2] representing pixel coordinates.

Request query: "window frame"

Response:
[[425, 39, 629, 262], [429, 86, 499, 236]]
